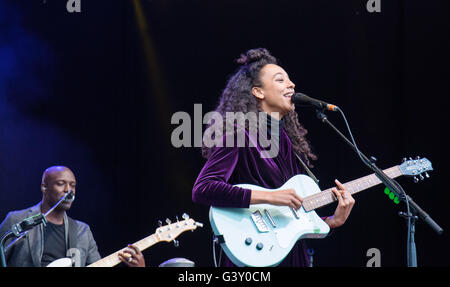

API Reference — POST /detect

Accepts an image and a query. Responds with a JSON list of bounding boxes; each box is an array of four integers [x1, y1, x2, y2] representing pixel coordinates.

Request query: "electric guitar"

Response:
[[209, 157, 433, 267], [47, 213, 203, 267]]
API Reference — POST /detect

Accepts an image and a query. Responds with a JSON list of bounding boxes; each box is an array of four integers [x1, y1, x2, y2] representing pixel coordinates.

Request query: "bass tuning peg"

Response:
[[413, 176, 419, 183]]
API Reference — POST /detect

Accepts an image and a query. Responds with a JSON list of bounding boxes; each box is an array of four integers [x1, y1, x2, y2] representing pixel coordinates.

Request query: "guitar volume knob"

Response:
[[245, 237, 252, 245], [256, 242, 264, 250]]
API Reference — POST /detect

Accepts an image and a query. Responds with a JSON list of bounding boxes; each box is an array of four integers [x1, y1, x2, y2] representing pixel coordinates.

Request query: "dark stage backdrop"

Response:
[[0, 0, 448, 267]]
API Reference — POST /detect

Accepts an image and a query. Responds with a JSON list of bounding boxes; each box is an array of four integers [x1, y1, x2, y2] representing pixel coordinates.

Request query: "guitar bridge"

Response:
[[251, 210, 269, 233]]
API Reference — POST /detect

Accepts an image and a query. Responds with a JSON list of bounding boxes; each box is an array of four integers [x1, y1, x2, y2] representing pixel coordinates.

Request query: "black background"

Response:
[[0, 0, 448, 267]]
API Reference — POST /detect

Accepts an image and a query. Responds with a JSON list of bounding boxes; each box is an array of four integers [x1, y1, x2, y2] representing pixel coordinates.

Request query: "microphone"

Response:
[[10, 191, 75, 235], [63, 190, 75, 203], [292, 92, 339, 111]]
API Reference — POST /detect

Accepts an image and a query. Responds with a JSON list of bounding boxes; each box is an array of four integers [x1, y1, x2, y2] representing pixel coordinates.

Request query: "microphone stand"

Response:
[[0, 190, 74, 267], [315, 108, 443, 267]]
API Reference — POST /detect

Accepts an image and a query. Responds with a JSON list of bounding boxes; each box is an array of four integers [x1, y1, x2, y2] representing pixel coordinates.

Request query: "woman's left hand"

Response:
[[327, 179, 355, 228]]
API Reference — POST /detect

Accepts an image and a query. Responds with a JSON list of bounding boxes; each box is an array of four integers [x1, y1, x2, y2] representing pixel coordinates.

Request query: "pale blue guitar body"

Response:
[[209, 158, 434, 267], [209, 174, 330, 267]]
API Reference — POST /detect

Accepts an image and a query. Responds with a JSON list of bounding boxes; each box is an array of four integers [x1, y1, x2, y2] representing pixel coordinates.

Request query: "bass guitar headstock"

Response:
[[155, 213, 203, 247]]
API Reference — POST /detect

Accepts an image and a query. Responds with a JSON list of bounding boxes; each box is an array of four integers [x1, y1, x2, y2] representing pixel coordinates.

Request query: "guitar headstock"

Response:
[[155, 213, 203, 244], [399, 156, 433, 183]]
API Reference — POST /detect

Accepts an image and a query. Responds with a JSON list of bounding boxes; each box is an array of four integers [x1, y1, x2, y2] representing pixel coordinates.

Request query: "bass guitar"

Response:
[[47, 213, 202, 267]]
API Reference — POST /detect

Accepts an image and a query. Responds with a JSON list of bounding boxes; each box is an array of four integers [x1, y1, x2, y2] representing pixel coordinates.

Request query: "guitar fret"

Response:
[[88, 235, 162, 267], [86, 222, 195, 267], [303, 166, 402, 212], [347, 182, 356, 193]]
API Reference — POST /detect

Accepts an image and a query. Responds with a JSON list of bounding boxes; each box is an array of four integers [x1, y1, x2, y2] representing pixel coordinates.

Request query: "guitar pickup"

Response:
[[264, 209, 277, 228], [251, 210, 269, 233], [290, 207, 300, 219]]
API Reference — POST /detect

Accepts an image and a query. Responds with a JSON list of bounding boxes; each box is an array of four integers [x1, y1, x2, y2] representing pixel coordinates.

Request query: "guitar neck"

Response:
[[302, 165, 402, 212], [87, 233, 160, 267]]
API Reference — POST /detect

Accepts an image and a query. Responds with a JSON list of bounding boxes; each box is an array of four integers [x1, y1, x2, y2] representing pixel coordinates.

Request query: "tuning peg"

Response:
[[419, 174, 424, 180], [176, 215, 179, 222], [425, 172, 430, 178], [173, 239, 179, 248], [402, 158, 407, 163], [415, 156, 420, 160], [413, 176, 419, 183], [166, 218, 172, 230], [157, 220, 163, 233], [182, 213, 189, 220]]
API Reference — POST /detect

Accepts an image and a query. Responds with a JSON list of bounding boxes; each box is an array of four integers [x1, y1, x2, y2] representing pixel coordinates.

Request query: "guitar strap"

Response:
[[295, 153, 334, 238], [66, 216, 81, 267], [295, 153, 320, 185], [67, 217, 78, 250]]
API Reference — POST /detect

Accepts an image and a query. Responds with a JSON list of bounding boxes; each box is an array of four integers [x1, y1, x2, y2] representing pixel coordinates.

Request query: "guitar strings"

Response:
[[301, 166, 400, 210]]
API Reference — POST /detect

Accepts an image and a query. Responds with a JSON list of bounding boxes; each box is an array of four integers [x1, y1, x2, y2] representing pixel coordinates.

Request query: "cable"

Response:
[[335, 107, 370, 169], [212, 235, 219, 267], [212, 235, 217, 267], [336, 107, 413, 267]]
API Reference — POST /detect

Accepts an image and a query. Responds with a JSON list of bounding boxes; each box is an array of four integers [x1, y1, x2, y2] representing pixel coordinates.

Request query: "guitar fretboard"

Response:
[[87, 234, 160, 267], [302, 166, 402, 212]]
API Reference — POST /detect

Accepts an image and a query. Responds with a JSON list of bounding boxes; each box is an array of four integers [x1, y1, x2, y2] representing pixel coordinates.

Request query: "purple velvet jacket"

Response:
[[192, 116, 311, 267]]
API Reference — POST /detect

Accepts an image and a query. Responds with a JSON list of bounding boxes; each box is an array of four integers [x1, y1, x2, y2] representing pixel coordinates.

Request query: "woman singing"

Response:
[[192, 48, 355, 267]]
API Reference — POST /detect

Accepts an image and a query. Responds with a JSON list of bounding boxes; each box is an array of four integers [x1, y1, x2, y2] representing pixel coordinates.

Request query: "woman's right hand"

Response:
[[250, 189, 303, 210]]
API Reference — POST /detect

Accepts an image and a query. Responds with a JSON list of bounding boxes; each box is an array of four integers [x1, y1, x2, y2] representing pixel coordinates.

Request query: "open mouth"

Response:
[[283, 92, 294, 98]]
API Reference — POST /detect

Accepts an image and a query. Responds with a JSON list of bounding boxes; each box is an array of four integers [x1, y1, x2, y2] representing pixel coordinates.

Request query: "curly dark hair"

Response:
[[201, 48, 317, 166]]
